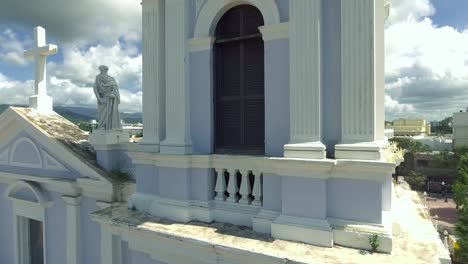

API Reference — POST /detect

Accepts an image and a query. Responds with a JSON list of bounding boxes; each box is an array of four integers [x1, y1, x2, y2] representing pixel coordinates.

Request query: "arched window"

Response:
[[214, 5, 265, 155]]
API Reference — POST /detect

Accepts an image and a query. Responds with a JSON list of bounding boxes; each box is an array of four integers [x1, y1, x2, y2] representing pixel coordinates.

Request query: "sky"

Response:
[[0, 0, 467, 121]]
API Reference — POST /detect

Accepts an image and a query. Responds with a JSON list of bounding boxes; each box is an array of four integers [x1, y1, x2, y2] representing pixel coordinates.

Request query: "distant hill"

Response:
[[0, 105, 142, 124]]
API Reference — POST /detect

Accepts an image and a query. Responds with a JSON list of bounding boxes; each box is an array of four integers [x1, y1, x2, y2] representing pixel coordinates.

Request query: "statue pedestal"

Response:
[[89, 129, 130, 146]]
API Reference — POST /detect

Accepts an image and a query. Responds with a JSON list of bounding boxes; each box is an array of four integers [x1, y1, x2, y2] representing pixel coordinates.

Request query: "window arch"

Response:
[[214, 5, 265, 154]]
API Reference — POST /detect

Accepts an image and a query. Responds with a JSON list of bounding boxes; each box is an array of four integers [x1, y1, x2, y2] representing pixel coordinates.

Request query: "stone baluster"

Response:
[[238, 170, 252, 205], [251, 171, 263, 206], [226, 169, 239, 203], [214, 168, 227, 201]]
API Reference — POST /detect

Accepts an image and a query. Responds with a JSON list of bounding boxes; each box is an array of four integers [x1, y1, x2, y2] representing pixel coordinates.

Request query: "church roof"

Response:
[[9, 107, 112, 182]]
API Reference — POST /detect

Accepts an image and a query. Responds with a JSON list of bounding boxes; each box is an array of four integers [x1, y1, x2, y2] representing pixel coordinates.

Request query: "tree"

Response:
[[405, 171, 427, 191], [390, 138, 432, 174], [455, 204, 468, 262]]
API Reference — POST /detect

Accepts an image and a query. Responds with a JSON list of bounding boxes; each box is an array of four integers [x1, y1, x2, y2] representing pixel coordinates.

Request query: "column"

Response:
[[160, 0, 192, 154], [139, 0, 166, 153], [100, 226, 122, 264], [62, 196, 81, 264], [335, 0, 386, 160], [284, 0, 325, 159]]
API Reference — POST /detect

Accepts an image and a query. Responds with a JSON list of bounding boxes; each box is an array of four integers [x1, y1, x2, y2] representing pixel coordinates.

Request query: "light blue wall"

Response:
[[136, 164, 159, 195], [281, 177, 327, 219], [130, 249, 167, 264], [80, 196, 101, 264], [322, 0, 342, 156], [190, 50, 213, 154], [158, 167, 191, 201], [262, 174, 282, 211], [190, 168, 215, 201], [45, 192, 67, 264], [0, 183, 14, 264], [275, 0, 289, 22], [265, 39, 290, 157], [327, 178, 382, 223], [11, 187, 39, 202], [96, 149, 134, 176]]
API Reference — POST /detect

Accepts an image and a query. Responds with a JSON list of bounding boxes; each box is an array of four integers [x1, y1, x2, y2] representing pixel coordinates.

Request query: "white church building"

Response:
[[0, 0, 401, 263]]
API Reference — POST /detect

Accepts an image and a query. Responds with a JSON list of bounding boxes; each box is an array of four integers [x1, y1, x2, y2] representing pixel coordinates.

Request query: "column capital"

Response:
[[62, 195, 82, 206], [258, 22, 289, 42]]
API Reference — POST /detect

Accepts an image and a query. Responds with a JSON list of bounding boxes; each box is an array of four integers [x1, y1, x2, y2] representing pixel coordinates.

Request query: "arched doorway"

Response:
[[214, 5, 265, 155]]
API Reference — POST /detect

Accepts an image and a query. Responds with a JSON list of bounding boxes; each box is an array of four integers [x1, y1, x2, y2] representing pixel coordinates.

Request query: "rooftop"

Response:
[[92, 184, 449, 264]]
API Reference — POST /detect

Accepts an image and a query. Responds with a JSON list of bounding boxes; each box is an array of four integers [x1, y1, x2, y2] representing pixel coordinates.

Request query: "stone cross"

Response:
[[24, 26, 57, 112]]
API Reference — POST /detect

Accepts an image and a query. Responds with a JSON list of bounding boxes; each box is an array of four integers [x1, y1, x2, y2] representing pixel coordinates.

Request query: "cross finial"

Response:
[[24, 26, 58, 112]]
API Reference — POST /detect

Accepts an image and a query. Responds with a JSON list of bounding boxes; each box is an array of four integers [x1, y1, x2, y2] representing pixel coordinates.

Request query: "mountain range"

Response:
[[0, 104, 142, 124]]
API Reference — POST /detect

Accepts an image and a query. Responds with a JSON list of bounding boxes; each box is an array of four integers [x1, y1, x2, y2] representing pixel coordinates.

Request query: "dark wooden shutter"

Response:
[[214, 5, 265, 154]]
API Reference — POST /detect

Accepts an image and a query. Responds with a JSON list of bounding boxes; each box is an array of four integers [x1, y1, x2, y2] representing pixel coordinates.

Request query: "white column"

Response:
[[251, 171, 263, 206], [100, 226, 121, 264], [238, 170, 252, 205], [226, 169, 239, 203], [139, 0, 166, 153], [160, 0, 192, 154], [284, 0, 325, 159], [214, 168, 227, 201], [335, 0, 387, 160], [62, 196, 81, 264]]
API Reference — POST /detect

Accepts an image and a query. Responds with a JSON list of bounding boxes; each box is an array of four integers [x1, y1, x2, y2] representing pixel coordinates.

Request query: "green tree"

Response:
[[455, 204, 468, 262], [390, 138, 432, 173], [405, 171, 427, 191]]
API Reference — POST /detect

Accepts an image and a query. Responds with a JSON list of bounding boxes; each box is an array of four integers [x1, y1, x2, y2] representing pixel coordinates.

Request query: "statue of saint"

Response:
[[93, 65, 122, 130]]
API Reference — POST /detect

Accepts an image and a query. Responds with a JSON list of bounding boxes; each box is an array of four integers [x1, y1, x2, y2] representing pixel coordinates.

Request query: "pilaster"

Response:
[[284, 0, 325, 159], [62, 196, 81, 264], [335, 0, 387, 160], [139, 0, 166, 153], [160, 0, 192, 154], [100, 225, 122, 264]]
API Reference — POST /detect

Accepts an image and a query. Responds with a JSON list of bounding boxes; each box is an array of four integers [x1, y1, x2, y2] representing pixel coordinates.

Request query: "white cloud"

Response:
[[384, 0, 468, 121], [0, 29, 29, 66], [0, 0, 141, 45]]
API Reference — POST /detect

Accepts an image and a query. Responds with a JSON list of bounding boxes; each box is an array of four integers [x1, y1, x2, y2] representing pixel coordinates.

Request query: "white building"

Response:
[[454, 110, 468, 148]]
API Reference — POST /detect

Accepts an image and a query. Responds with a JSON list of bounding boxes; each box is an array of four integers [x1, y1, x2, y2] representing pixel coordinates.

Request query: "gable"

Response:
[[0, 133, 77, 180]]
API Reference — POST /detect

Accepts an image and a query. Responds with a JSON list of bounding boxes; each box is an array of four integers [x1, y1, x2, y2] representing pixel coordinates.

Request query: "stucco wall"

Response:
[[80, 196, 101, 264], [45, 192, 67, 264], [0, 183, 14, 264], [327, 178, 382, 223]]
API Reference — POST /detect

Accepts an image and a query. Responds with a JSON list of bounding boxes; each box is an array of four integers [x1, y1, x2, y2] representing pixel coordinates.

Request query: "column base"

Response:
[[29, 95, 53, 113], [335, 142, 388, 161], [160, 138, 192, 155], [271, 214, 333, 247], [138, 139, 160, 153], [89, 129, 130, 146], [284, 141, 326, 159]]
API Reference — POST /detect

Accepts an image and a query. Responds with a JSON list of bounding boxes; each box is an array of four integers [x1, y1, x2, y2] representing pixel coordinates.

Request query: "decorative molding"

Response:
[[41, 150, 68, 171], [188, 37, 214, 52], [0, 172, 81, 197], [128, 152, 395, 182], [9, 181, 48, 264], [194, 0, 280, 38], [0, 147, 9, 165], [258, 22, 289, 42], [9, 137, 43, 169]]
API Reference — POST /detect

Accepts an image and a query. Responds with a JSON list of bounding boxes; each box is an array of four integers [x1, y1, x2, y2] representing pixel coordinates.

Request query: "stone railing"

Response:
[[214, 168, 262, 206]]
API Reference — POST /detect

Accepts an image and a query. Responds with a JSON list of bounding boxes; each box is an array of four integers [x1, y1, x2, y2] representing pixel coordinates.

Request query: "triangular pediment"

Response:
[[0, 107, 111, 184]]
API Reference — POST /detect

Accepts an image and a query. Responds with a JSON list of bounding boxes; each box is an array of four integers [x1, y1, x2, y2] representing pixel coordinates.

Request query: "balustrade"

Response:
[[214, 168, 263, 206]]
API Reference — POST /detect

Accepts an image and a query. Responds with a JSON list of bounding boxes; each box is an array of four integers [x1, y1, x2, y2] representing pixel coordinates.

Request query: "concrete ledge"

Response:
[[272, 214, 333, 247], [335, 142, 388, 161], [284, 141, 326, 159], [333, 229, 392, 253], [252, 209, 280, 234]]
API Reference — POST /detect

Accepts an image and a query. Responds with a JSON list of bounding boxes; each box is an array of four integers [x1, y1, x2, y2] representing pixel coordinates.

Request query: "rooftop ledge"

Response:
[[91, 185, 449, 264], [128, 152, 397, 181]]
